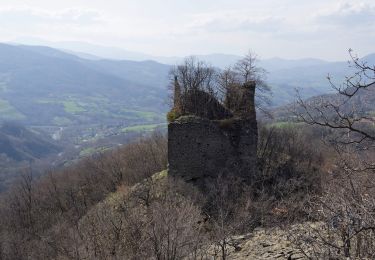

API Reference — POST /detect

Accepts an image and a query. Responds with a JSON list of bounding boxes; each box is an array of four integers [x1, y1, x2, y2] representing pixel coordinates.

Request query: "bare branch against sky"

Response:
[[0, 0, 374, 60]]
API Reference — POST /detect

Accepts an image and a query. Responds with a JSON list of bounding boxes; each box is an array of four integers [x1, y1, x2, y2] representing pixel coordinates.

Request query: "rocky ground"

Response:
[[224, 226, 308, 260]]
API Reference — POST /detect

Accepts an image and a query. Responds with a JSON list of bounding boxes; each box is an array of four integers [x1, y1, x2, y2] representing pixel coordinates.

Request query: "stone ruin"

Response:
[[168, 77, 258, 185]]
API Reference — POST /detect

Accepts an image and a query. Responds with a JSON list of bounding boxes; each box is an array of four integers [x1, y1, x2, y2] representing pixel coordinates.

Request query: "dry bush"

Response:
[[292, 167, 375, 259], [204, 174, 254, 259], [254, 125, 324, 226], [169, 53, 271, 120], [78, 176, 207, 260], [292, 50, 375, 259], [188, 125, 326, 259], [0, 133, 167, 260]]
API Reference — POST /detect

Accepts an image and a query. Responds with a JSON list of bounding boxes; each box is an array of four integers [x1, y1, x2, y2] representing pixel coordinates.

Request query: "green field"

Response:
[[53, 117, 72, 126], [37, 98, 86, 114], [121, 108, 164, 122], [36, 96, 164, 123], [121, 123, 167, 133], [62, 101, 86, 114], [79, 146, 109, 157], [0, 99, 25, 120]]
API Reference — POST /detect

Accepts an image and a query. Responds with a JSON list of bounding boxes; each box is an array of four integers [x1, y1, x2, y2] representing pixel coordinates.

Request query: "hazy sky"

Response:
[[0, 0, 374, 60]]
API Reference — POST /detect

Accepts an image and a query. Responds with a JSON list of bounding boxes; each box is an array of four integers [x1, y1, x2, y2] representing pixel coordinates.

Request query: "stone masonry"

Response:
[[168, 80, 258, 185]]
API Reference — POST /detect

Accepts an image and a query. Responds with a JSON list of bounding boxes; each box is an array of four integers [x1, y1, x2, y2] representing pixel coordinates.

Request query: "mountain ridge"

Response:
[[1, 42, 374, 128], [0, 122, 61, 162]]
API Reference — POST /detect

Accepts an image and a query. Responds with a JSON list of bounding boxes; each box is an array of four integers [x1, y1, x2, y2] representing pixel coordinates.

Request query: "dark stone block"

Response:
[[168, 81, 258, 186], [168, 115, 257, 185]]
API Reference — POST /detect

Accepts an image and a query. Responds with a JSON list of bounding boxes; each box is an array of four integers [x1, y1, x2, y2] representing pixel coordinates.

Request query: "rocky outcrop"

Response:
[[214, 224, 311, 260]]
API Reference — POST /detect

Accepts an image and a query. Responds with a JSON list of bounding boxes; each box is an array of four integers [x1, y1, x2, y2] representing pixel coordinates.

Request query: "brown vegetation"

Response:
[[0, 133, 167, 259], [168, 52, 271, 122], [0, 122, 325, 259], [293, 50, 375, 259]]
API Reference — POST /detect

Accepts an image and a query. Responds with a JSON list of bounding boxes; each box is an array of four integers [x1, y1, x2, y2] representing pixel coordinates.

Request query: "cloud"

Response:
[[0, 0, 373, 60], [315, 1, 375, 27], [0, 7, 104, 26], [186, 11, 284, 34]]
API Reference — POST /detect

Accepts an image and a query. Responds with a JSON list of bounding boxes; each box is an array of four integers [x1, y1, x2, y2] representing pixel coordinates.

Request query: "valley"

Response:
[[1, 1, 374, 258], [0, 42, 374, 191]]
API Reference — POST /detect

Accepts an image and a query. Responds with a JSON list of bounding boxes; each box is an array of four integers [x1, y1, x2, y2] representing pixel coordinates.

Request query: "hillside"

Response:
[[270, 83, 375, 123], [0, 122, 61, 162], [0, 122, 62, 190], [0, 43, 373, 154], [2, 43, 374, 128], [0, 43, 168, 129], [11, 42, 375, 106], [0, 44, 171, 188]]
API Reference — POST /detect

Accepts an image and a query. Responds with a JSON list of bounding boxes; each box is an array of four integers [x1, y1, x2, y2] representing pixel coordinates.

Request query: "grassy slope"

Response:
[[121, 123, 167, 133], [0, 99, 25, 120]]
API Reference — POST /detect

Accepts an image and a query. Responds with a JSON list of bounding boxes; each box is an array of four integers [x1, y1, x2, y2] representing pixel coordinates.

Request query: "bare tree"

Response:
[[205, 174, 255, 260], [234, 51, 264, 83], [147, 190, 205, 260], [169, 57, 238, 122], [296, 49, 374, 169], [234, 51, 271, 107], [294, 49, 375, 258], [169, 52, 272, 121], [169, 56, 216, 95], [216, 51, 272, 115], [0, 134, 168, 259]]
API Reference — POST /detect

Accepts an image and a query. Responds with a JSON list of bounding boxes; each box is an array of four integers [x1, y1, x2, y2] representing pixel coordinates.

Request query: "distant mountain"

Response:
[[270, 83, 375, 122], [362, 53, 375, 64], [195, 54, 242, 68], [0, 43, 170, 129], [12, 38, 154, 61], [264, 60, 351, 105], [259, 57, 329, 72], [84, 59, 171, 90], [42, 42, 242, 68], [1, 41, 374, 123], [262, 54, 375, 105], [0, 122, 61, 162], [12, 39, 242, 67]]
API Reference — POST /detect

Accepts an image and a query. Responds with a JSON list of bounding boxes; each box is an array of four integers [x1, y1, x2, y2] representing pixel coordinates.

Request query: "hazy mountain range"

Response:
[[0, 41, 374, 130], [0, 43, 169, 128], [0, 41, 373, 185]]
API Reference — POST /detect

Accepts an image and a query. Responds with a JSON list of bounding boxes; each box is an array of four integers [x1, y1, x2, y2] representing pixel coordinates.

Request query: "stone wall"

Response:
[[168, 115, 257, 184], [168, 81, 258, 185]]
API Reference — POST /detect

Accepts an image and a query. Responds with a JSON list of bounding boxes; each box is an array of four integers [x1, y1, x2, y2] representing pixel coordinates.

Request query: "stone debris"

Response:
[[223, 226, 308, 260]]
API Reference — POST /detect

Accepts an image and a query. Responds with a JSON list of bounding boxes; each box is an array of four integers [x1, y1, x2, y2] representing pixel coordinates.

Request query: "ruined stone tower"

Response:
[[168, 80, 258, 185]]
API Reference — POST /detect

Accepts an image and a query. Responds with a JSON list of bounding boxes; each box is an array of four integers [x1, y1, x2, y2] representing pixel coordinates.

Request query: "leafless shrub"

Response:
[[78, 177, 206, 260], [169, 52, 272, 119], [293, 50, 375, 258], [256, 125, 323, 225], [205, 174, 253, 259], [0, 133, 167, 259], [292, 168, 375, 259]]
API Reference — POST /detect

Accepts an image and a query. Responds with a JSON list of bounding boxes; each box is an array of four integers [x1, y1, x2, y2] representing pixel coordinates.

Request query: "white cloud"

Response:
[[0, 7, 104, 26], [186, 11, 284, 34], [314, 1, 375, 27], [0, 0, 373, 60]]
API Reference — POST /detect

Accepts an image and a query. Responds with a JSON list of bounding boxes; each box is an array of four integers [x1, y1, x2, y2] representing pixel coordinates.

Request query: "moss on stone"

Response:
[[175, 115, 203, 123], [152, 170, 168, 181], [167, 108, 181, 123]]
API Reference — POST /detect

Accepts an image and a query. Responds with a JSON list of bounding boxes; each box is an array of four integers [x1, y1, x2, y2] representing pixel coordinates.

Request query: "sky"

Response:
[[0, 0, 374, 60]]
